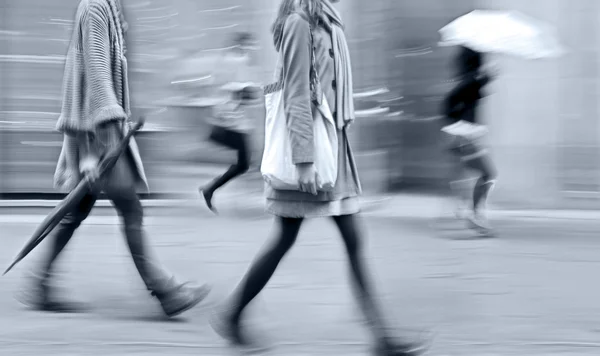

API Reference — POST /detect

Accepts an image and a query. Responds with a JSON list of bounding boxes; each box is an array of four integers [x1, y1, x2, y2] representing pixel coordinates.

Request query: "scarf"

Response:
[[320, 1, 354, 129]]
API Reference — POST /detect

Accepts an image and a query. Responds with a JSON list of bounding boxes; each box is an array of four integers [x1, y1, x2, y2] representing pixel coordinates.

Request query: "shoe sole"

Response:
[[374, 341, 431, 356], [199, 188, 218, 215], [209, 308, 272, 353], [467, 218, 494, 234], [209, 308, 238, 344], [15, 292, 87, 313], [165, 286, 211, 318]]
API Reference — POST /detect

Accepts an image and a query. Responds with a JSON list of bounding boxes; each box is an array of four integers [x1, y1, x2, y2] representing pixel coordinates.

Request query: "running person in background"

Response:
[[200, 32, 262, 213], [443, 46, 498, 233]]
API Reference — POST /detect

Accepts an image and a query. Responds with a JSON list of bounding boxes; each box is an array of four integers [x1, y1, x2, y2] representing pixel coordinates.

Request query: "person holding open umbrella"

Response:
[[443, 46, 498, 232], [17, 0, 209, 316], [439, 10, 563, 233]]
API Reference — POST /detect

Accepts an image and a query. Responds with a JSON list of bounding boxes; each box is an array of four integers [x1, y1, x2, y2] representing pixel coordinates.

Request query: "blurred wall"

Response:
[[2, 0, 599, 208], [477, 0, 600, 209]]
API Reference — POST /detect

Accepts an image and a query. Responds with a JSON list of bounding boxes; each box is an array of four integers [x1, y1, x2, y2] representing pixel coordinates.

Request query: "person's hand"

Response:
[[80, 156, 100, 187], [296, 163, 317, 195]]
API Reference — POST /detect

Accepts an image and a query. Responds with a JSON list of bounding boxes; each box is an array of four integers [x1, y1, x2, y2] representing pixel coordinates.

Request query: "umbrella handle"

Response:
[[127, 117, 146, 138]]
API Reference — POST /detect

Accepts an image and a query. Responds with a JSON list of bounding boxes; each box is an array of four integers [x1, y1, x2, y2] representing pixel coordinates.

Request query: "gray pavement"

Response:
[[1, 212, 600, 355]]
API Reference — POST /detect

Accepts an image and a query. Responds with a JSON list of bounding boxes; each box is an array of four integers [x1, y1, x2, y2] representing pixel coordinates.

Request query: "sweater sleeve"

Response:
[[83, 4, 127, 128], [281, 13, 314, 165]]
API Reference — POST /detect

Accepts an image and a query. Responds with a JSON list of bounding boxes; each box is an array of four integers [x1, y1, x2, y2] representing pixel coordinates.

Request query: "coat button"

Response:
[[332, 80, 337, 89], [329, 48, 334, 58]]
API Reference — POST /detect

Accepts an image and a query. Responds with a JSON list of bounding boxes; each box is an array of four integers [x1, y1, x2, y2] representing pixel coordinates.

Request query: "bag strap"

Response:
[[264, 13, 321, 103]]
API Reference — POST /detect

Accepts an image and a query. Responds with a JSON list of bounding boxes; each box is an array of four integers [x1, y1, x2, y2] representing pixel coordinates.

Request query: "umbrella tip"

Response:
[[3, 263, 16, 276]]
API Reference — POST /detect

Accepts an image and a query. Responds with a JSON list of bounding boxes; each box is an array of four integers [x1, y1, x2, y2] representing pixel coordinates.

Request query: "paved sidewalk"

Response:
[[3, 191, 599, 222], [1, 215, 600, 355]]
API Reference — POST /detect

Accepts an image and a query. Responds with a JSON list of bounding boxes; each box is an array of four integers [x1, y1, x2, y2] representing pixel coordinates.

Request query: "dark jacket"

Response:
[[443, 46, 490, 125], [443, 73, 490, 124]]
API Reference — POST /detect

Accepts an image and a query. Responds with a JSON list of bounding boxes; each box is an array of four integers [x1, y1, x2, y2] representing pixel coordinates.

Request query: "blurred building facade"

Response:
[[1, 0, 598, 209]]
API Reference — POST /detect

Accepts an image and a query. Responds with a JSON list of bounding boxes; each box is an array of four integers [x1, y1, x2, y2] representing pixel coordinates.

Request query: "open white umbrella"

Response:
[[439, 10, 565, 59]]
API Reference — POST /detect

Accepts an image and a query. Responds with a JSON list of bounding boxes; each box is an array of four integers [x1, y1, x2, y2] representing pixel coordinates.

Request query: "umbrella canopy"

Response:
[[439, 10, 565, 59], [3, 119, 145, 275]]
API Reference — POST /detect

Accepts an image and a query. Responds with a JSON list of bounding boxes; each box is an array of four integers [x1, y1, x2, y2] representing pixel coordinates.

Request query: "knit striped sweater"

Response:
[[57, 0, 130, 133], [54, 0, 147, 191]]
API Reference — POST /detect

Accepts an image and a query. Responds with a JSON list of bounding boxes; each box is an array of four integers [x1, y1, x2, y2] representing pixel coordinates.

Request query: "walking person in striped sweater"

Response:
[[17, 0, 210, 316], [200, 32, 262, 213]]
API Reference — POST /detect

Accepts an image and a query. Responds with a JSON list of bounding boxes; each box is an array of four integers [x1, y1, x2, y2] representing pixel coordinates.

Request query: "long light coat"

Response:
[[265, 12, 362, 203], [53, 0, 147, 192]]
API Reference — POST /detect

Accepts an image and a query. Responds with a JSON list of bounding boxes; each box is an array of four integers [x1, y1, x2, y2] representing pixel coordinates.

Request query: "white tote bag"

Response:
[[261, 89, 338, 191], [261, 22, 338, 191]]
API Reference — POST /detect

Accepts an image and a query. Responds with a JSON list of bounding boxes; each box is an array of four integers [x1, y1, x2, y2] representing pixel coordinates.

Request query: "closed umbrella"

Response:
[[4, 119, 145, 275]]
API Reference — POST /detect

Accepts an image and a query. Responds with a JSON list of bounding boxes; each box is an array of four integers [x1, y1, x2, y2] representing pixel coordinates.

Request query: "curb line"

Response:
[[1, 198, 599, 221]]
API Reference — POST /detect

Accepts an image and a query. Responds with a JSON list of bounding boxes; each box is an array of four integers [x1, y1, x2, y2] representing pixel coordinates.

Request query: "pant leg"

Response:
[[107, 188, 179, 295], [98, 122, 179, 295], [35, 194, 97, 278]]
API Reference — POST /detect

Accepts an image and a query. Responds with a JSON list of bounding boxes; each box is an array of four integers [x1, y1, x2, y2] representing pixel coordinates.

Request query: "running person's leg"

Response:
[[449, 146, 471, 219], [201, 129, 251, 212], [333, 214, 428, 355], [211, 217, 303, 345]]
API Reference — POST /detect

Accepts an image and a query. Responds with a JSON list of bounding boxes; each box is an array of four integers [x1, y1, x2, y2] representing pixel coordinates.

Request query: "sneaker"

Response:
[[467, 213, 493, 235], [16, 273, 87, 313], [199, 186, 218, 214], [373, 337, 430, 356], [210, 305, 271, 353], [154, 283, 211, 317], [209, 306, 246, 345]]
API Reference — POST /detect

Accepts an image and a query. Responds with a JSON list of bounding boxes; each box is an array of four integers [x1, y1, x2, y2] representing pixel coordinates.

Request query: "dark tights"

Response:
[[228, 214, 387, 340], [206, 128, 250, 195]]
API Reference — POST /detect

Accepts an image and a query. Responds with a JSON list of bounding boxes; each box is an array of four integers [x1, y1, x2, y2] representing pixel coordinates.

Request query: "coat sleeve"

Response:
[[443, 78, 476, 124], [281, 14, 314, 165], [443, 84, 464, 124], [83, 5, 127, 128]]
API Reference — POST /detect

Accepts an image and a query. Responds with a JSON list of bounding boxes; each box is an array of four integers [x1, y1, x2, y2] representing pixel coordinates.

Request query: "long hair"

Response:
[[456, 46, 483, 77], [272, 0, 322, 49]]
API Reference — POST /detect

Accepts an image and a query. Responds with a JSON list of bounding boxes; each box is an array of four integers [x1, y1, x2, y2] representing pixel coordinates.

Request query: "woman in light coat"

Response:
[[210, 1, 427, 355]]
